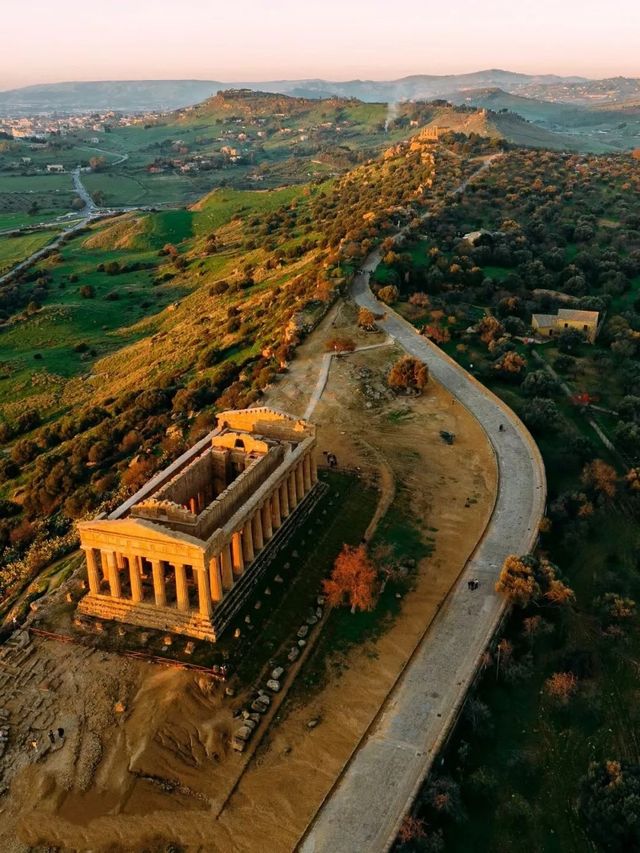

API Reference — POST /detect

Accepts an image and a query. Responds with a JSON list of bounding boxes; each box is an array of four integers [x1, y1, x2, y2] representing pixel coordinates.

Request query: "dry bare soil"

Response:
[[0, 302, 497, 852]]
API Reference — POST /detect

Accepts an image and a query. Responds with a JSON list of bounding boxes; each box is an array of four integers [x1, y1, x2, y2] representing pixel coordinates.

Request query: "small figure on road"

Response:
[[48, 730, 55, 745]]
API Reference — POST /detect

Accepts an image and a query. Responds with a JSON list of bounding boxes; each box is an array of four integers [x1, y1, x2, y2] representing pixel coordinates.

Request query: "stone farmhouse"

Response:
[[77, 408, 319, 642], [531, 308, 600, 343]]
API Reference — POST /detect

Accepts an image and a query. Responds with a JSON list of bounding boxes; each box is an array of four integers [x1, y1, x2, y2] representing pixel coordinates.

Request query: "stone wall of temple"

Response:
[[154, 449, 216, 508], [195, 445, 284, 539], [218, 408, 311, 442]]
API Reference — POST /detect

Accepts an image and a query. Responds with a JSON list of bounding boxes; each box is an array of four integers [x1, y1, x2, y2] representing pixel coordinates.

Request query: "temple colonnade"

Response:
[[82, 452, 318, 620]]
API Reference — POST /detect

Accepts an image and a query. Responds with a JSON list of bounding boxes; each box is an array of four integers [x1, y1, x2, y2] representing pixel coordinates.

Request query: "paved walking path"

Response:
[[303, 340, 393, 421], [300, 257, 546, 853]]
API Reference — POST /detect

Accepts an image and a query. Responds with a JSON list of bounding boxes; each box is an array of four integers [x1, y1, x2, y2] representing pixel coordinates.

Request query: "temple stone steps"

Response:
[[77, 595, 216, 641]]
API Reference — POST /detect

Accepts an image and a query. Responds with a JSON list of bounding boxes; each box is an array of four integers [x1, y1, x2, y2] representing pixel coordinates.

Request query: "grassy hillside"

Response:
[[0, 130, 488, 619]]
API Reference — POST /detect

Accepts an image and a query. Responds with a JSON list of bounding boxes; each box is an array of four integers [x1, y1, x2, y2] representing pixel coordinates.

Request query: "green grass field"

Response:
[[192, 185, 305, 233], [0, 211, 62, 231], [82, 171, 210, 206], [0, 230, 59, 275]]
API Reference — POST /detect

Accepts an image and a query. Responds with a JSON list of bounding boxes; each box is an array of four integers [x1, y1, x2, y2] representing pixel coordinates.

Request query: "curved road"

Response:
[[300, 254, 546, 852]]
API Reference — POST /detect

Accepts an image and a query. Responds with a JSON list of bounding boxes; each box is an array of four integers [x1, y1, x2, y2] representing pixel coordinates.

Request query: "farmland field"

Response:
[[0, 230, 59, 275]]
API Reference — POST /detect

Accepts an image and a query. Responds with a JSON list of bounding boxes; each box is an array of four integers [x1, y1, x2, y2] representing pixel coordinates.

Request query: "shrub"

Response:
[[357, 307, 376, 330], [544, 671, 578, 705], [388, 356, 429, 393], [325, 336, 356, 353], [580, 760, 640, 851], [378, 284, 399, 305]]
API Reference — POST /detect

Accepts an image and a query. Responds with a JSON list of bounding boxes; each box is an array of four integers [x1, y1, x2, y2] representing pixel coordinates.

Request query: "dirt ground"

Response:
[[0, 301, 497, 852]]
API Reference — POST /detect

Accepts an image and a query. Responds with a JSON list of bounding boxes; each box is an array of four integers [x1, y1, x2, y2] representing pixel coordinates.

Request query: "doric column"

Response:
[[105, 551, 121, 599], [303, 454, 312, 491], [128, 554, 143, 603], [311, 453, 318, 484], [252, 510, 264, 551], [100, 550, 109, 582], [175, 564, 190, 611], [209, 556, 223, 602], [152, 559, 167, 607], [231, 531, 245, 576], [280, 480, 290, 518], [189, 496, 198, 514], [242, 521, 255, 563], [220, 544, 234, 589], [296, 462, 305, 499], [272, 489, 282, 528], [84, 548, 101, 594], [197, 566, 213, 619], [261, 501, 273, 540], [288, 472, 298, 509]]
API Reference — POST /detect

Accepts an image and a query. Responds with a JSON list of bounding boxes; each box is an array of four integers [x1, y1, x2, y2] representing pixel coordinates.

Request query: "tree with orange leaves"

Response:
[[397, 815, 426, 844], [545, 577, 575, 605], [581, 459, 617, 501], [357, 307, 377, 331], [544, 672, 578, 705], [388, 355, 429, 393], [493, 350, 526, 376], [495, 555, 539, 606], [424, 324, 451, 345], [496, 553, 574, 608], [478, 315, 504, 346], [323, 544, 378, 613]]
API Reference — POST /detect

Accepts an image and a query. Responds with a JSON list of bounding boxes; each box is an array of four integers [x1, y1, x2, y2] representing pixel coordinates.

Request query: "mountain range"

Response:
[[1, 70, 640, 115]]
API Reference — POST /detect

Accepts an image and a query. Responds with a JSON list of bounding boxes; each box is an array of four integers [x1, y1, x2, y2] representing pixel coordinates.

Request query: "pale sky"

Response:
[[2, 0, 639, 89]]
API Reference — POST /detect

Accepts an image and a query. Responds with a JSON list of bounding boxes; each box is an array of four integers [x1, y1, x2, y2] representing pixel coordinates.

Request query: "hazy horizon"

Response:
[[2, 0, 639, 90]]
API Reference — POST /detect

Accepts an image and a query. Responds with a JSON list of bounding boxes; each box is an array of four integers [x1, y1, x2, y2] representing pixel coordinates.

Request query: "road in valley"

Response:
[[0, 160, 151, 286], [300, 160, 546, 853]]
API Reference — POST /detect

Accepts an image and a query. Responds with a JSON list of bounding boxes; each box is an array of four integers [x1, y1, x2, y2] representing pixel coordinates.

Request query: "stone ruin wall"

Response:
[[218, 408, 311, 443], [152, 449, 216, 508], [132, 499, 196, 526], [194, 445, 285, 539]]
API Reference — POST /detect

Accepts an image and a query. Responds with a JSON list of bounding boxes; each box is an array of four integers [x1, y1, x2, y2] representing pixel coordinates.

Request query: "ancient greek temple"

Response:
[[77, 408, 318, 641]]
